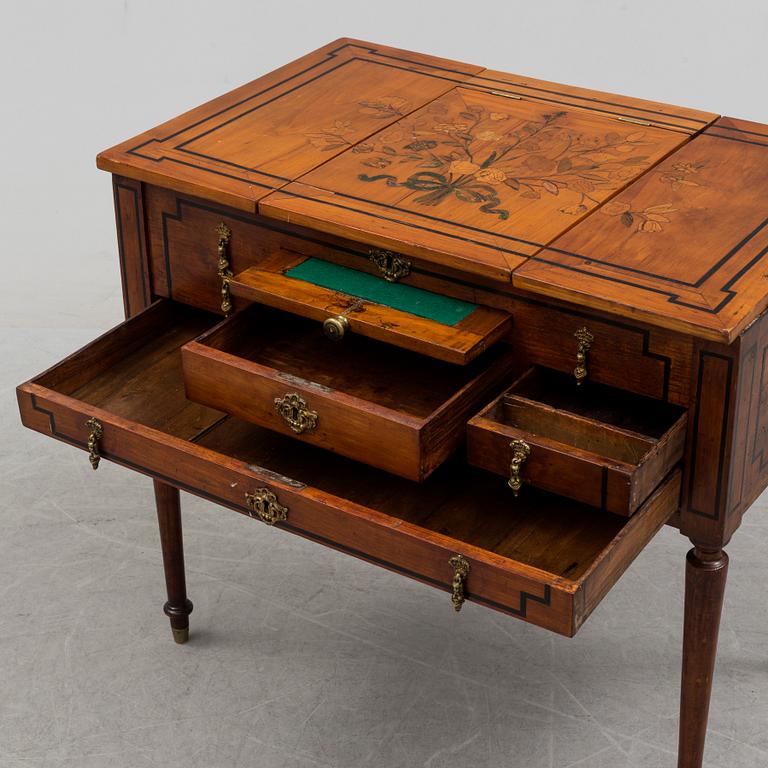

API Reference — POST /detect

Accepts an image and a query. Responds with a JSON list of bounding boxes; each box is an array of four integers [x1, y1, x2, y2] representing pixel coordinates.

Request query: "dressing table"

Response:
[[17, 39, 768, 768]]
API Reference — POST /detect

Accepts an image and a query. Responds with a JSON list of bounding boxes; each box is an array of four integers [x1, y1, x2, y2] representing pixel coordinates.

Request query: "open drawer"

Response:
[[181, 304, 519, 481], [227, 253, 511, 364], [17, 301, 680, 637], [467, 367, 687, 517]]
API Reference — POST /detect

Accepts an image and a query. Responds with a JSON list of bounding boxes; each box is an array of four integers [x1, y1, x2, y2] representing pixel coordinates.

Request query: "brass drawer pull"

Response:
[[216, 222, 233, 315], [86, 417, 103, 470], [369, 247, 411, 282], [508, 438, 530, 497], [449, 554, 470, 612], [245, 488, 288, 525], [573, 326, 594, 385], [274, 392, 319, 434], [323, 315, 349, 341]]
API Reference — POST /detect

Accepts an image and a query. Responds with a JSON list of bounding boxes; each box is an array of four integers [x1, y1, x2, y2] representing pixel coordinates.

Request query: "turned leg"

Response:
[[154, 479, 193, 644], [678, 544, 729, 768]]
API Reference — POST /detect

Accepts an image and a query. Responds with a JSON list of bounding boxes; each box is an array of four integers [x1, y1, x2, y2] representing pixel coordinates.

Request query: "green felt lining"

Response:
[[285, 259, 477, 327]]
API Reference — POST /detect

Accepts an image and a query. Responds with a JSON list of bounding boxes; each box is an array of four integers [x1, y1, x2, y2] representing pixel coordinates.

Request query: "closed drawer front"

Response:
[[511, 299, 694, 404], [181, 304, 520, 481], [467, 367, 687, 516], [17, 300, 680, 637]]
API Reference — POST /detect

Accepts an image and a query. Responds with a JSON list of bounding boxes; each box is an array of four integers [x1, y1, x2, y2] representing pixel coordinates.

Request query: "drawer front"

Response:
[[16, 301, 680, 637], [181, 306, 520, 481], [511, 299, 694, 404], [468, 421, 635, 514], [183, 340, 422, 479], [467, 368, 688, 516]]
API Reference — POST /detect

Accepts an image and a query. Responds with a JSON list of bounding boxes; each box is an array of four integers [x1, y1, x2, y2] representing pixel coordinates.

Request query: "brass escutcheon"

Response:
[[323, 315, 349, 341], [216, 222, 233, 315], [573, 326, 594, 385], [245, 488, 288, 526], [274, 392, 319, 435], [368, 247, 411, 282], [86, 417, 103, 470], [449, 554, 470, 612], [508, 438, 530, 497]]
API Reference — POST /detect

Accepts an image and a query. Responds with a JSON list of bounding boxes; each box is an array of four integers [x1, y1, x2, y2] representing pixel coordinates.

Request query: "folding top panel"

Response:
[[97, 39, 483, 210], [516, 118, 768, 341], [261, 86, 699, 282]]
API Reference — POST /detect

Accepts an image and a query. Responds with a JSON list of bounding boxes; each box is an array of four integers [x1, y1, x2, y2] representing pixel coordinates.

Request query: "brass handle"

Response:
[[508, 439, 530, 497], [245, 488, 288, 525], [274, 392, 318, 434], [86, 417, 103, 470], [323, 315, 349, 341], [216, 222, 233, 315], [369, 247, 411, 282], [573, 326, 594, 385], [449, 554, 470, 612]]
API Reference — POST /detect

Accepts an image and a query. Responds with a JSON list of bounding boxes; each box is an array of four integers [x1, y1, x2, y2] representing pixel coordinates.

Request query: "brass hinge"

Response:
[[490, 90, 522, 100], [616, 116, 651, 127]]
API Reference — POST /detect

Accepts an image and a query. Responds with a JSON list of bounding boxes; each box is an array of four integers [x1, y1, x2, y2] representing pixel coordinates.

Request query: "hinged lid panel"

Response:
[[97, 39, 483, 211], [515, 117, 768, 342], [464, 70, 717, 134], [260, 87, 694, 282]]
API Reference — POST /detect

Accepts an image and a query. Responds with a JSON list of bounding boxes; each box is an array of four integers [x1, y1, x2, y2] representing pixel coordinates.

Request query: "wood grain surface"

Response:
[[516, 118, 768, 342]]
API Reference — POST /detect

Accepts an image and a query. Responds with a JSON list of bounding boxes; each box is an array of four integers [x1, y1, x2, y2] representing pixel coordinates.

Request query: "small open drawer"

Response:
[[467, 367, 687, 516], [181, 304, 520, 481], [227, 254, 511, 365], [17, 300, 681, 637]]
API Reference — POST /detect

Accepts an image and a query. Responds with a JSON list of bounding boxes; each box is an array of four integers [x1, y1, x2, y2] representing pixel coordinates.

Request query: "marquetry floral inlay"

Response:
[[600, 200, 678, 233], [351, 100, 657, 221], [599, 161, 707, 233], [658, 161, 707, 191], [305, 98, 412, 152]]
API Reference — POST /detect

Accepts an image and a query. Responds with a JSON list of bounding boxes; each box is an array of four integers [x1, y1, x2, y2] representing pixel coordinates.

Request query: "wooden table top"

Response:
[[97, 38, 768, 343]]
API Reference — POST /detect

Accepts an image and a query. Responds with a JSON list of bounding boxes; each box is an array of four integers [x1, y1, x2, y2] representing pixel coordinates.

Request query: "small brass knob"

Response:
[[323, 315, 349, 341]]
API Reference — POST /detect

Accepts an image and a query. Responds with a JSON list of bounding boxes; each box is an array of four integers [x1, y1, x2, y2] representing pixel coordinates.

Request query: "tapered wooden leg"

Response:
[[154, 479, 193, 644], [678, 545, 728, 768]]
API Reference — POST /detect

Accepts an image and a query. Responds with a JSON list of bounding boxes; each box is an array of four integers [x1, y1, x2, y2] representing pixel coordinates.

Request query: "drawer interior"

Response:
[[498, 396, 654, 464], [22, 301, 679, 634], [508, 366, 686, 440], [34, 302, 645, 581], [39, 303, 227, 440], [197, 419, 626, 580], [194, 305, 512, 419]]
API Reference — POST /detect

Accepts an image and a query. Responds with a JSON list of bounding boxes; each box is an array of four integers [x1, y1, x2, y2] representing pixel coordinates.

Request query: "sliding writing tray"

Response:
[[227, 253, 511, 364], [181, 304, 519, 480], [16, 300, 680, 636]]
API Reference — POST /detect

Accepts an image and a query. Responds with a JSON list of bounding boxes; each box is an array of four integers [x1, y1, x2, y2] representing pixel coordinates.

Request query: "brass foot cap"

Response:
[[172, 626, 189, 644]]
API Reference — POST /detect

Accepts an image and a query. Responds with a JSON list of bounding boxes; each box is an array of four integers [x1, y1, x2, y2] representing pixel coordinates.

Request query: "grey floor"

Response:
[[1, 324, 767, 768]]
